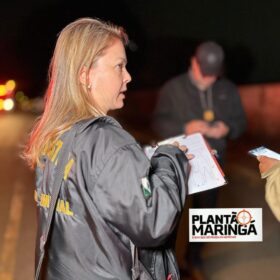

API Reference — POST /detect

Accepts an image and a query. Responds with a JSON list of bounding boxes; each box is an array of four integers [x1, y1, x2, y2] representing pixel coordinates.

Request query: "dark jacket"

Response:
[[153, 72, 246, 159], [35, 116, 189, 279]]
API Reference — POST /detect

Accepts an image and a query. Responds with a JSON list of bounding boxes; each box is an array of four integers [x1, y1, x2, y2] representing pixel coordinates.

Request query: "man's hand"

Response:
[[184, 120, 210, 135], [257, 156, 279, 174], [205, 121, 229, 139]]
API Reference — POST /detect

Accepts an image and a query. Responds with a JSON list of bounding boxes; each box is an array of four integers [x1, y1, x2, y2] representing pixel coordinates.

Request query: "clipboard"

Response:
[[144, 133, 227, 194]]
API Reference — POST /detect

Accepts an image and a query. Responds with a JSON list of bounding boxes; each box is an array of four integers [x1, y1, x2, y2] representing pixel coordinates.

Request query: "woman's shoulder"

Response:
[[76, 115, 121, 132], [76, 116, 137, 154]]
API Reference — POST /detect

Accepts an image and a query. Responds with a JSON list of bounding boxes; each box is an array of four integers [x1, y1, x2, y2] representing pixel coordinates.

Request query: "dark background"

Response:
[[1, 0, 280, 97]]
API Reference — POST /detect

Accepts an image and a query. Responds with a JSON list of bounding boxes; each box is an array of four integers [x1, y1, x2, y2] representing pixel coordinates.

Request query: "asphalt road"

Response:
[[0, 112, 36, 280]]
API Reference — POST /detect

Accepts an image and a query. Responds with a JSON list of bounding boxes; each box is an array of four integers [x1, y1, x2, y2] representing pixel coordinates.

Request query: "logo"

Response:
[[141, 177, 152, 198], [236, 209, 252, 225], [189, 208, 262, 242]]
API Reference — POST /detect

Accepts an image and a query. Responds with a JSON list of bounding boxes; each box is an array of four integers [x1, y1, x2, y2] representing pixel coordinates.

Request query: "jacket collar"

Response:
[[75, 115, 122, 134]]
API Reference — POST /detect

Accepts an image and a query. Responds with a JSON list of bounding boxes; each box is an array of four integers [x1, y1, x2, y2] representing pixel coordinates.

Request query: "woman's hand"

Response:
[[257, 156, 279, 174], [172, 141, 194, 160]]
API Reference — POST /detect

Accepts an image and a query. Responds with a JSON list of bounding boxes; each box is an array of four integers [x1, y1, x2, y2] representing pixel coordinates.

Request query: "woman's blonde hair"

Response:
[[24, 18, 128, 168]]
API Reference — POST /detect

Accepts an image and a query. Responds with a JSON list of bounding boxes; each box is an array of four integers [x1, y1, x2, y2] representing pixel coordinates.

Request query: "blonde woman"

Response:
[[24, 18, 191, 280]]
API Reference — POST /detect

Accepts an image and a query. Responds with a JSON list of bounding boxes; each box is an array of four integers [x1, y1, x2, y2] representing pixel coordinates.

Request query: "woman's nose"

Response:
[[124, 68, 132, 84]]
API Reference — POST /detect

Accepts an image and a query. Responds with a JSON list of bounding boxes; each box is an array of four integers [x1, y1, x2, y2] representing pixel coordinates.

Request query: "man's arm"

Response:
[[226, 84, 247, 139]]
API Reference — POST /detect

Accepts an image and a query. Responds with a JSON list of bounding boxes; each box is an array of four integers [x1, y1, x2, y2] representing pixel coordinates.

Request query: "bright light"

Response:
[[3, 98, 14, 111], [0, 85, 6, 96], [6, 80, 16, 91]]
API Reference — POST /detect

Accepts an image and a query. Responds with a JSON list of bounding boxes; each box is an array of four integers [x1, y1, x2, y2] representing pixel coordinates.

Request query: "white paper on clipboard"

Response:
[[144, 133, 226, 194]]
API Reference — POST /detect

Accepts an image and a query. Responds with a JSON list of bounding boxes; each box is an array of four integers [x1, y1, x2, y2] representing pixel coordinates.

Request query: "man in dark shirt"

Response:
[[153, 41, 246, 279]]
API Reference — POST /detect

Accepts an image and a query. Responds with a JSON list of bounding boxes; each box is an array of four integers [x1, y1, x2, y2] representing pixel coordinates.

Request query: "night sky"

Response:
[[1, 0, 280, 97]]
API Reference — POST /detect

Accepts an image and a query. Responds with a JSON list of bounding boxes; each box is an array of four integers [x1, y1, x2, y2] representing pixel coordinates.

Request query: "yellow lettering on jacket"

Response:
[[40, 193, 51, 208], [56, 200, 74, 216], [51, 140, 63, 163], [45, 140, 63, 164], [35, 192, 74, 216], [64, 158, 75, 180]]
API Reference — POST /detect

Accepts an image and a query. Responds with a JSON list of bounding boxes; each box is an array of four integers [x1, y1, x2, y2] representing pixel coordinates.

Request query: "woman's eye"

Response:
[[117, 63, 125, 70]]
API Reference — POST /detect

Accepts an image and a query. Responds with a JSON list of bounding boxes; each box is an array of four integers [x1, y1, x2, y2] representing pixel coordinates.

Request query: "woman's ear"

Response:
[[79, 66, 88, 86]]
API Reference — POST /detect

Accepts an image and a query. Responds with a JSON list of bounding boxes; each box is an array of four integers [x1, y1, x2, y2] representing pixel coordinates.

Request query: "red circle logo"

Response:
[[236, 209, 252, 225]]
